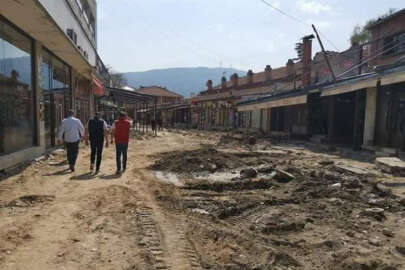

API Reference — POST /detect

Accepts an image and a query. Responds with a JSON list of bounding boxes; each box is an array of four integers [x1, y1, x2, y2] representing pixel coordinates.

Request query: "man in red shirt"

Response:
[[111, 111, 131, 174]]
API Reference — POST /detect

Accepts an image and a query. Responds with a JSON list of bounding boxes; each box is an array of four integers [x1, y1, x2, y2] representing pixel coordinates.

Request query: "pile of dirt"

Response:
[[150, 148, 246, 174]]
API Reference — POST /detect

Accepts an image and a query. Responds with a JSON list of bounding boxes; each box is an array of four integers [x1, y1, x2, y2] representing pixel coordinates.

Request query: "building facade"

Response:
[[0, 0, 109, 170], [236, 8, 405, 152]]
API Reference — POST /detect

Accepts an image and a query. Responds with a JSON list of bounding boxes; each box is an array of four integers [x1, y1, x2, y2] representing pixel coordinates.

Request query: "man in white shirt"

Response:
[[58, 109, 85, 172]]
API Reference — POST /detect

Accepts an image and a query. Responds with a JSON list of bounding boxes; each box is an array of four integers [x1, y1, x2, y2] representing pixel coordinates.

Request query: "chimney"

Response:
[[286, 59, 295, 79], [265, 65, 272, 82], [247, 70, 254, 84], [206, 80, 213, 91], [302, 34, 314, 87], [231, 73, 239, 88], [221, 76, 227, 89]]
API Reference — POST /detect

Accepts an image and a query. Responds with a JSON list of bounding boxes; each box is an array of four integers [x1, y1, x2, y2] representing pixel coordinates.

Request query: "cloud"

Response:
[[296, 0, 332, 15]]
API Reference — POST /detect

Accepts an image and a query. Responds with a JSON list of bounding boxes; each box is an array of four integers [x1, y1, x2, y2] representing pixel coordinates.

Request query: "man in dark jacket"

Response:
[[86, 112, 108, 174]]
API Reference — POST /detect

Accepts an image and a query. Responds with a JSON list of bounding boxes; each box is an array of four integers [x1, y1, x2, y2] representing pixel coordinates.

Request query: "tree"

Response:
[[106, 65, 128, 88], [110, 73, 127, 88], [350, 8, 397, 45]]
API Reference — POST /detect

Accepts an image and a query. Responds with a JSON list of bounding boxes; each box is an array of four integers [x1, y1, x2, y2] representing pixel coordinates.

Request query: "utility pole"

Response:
[[312, 24, 336, 82]]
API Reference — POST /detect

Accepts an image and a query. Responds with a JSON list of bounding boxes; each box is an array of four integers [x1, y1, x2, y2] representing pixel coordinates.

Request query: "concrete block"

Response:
[[375, 157, 405, 176]]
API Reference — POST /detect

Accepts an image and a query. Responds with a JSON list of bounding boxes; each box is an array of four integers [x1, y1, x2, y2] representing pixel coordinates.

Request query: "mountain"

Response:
[[122, 67, 246, 98]]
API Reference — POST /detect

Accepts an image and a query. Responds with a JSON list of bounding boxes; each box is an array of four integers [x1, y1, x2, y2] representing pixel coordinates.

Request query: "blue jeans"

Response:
[[116, 143, 128, 171]]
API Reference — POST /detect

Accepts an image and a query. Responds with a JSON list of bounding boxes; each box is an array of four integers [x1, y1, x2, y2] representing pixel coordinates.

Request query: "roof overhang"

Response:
[[105, 87, 157, 104], [321, 77, 378, 97], [380, 69, 405, 86], [238, 94, 307, 112], [1, 0, 93, 79]]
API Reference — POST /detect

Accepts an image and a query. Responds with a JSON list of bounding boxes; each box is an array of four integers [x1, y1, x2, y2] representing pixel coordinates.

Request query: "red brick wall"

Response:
[[369, 13, 405, 66]]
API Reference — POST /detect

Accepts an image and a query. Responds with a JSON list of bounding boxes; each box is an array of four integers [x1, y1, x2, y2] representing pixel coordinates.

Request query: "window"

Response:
[[383, 32, 405, 56], [41, 49, 71, 148], [0, 18, 35, 155]]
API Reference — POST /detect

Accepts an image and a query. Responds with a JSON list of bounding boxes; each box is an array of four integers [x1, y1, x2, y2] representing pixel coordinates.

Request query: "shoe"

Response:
[[116, 170, 121, 175], [90, 164, 94, 171], [70, 166, 75, 172], [94, 169, 100, 175]]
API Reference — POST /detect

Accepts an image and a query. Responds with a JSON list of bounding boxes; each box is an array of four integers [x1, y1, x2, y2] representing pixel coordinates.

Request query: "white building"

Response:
[[0, 0, 110, 170]]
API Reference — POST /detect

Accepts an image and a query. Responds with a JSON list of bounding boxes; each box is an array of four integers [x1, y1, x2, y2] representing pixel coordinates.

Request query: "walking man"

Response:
[[58, 110, 85, 172], [111, 111, 131, 174], [86, 112, 109, 174]]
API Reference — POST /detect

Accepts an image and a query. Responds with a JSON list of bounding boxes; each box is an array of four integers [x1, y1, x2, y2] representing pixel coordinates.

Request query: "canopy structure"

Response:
[[105, 87, 157, 103], [100, 87, 159, 135]]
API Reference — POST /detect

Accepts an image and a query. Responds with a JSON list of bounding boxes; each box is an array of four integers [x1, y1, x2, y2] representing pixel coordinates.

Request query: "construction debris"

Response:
[[376, 157, 405, 176]]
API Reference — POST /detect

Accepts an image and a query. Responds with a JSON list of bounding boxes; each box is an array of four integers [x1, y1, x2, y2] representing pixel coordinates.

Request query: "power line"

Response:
[[129, 2, 250, 69], [259, 0, 307, 25], [259, 0, 340, 52], [337, 39, 405, 78]]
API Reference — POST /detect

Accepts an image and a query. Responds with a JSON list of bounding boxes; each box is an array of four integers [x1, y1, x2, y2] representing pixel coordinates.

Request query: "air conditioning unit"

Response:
[[67, 28, 77, 45]]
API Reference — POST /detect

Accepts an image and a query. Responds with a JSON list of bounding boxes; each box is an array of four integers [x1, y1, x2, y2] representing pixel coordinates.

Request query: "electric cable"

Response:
[[259, 0, 340, 52], [337, 38, 405, 78]]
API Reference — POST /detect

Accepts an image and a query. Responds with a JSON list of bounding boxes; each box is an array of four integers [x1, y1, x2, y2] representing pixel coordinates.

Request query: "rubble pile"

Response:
[[152, 136, 405, 270]]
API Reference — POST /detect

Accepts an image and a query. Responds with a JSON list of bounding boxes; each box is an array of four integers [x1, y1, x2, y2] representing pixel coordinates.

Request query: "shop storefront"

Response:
[[0, 17, 36, 155], [40, 49, 71, 148], [75, 76, 92, 126]]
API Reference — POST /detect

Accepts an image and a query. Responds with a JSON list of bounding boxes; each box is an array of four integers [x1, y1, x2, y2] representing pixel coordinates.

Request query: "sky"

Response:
[[97, 0, 404, 73]]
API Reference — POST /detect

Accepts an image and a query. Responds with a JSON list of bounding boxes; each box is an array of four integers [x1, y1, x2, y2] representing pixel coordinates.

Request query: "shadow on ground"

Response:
[[99, 173, 122, 180], [70, 172, 97, 181], [43, 168, 72, 176]]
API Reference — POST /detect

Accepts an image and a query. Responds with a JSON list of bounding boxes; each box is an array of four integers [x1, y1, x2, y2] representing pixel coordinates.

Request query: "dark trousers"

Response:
[[116, 143, 128, 171], [66, 141, 79, 168], [90, 140, 104, 170]]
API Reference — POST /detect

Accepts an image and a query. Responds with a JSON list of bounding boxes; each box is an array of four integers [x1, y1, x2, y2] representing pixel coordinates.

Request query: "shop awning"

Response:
[[321, 77, 378, 97], [238, 94, 307, 112], [93, 77, 104, 97]]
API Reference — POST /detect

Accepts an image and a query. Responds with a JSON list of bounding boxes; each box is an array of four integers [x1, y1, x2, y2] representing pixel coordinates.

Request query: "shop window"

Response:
[[0, 18, 35, 155], [40, 49, 71, 148]]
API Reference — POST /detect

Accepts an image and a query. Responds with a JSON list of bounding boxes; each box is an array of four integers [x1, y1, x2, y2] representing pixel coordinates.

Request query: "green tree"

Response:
[[350, 8, 397, 45], [106, 65, 128, 88]]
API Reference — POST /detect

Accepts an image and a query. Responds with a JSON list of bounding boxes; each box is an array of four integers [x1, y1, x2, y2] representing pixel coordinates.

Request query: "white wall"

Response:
[[38, 0, 97, 67]]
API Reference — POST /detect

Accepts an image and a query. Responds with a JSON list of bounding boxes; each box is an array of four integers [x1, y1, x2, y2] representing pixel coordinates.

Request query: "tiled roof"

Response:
[[136, 86, 183, 98]]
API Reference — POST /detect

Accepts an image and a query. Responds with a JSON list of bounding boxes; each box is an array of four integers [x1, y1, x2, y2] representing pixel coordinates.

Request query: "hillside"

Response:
[[122, 67, 246, 98]]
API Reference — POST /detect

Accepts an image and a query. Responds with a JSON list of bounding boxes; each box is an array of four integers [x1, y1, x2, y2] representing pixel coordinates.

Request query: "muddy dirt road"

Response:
[[0, 132, 205, 270], [0, 131, 404, 270]]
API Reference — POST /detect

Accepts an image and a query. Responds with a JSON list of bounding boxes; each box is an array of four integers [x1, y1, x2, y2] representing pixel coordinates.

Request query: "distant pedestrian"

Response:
[[58, 109, 85, 172], [157, 117, 163, 130], [111, 111, 131, 174], [86, 112, 109, 174], [151, 118, 156, 132]]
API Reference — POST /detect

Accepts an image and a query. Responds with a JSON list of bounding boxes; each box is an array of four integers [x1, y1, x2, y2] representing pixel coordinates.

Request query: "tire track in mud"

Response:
[[174, 220, 204, 270], [225, 204, 268, 228], [136, 206, 170, 270]]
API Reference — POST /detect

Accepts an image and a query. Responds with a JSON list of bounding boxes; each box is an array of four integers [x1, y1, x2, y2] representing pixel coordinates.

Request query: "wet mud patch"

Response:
[[149, 148, 245, 174], [183, 178, 274, 192]]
